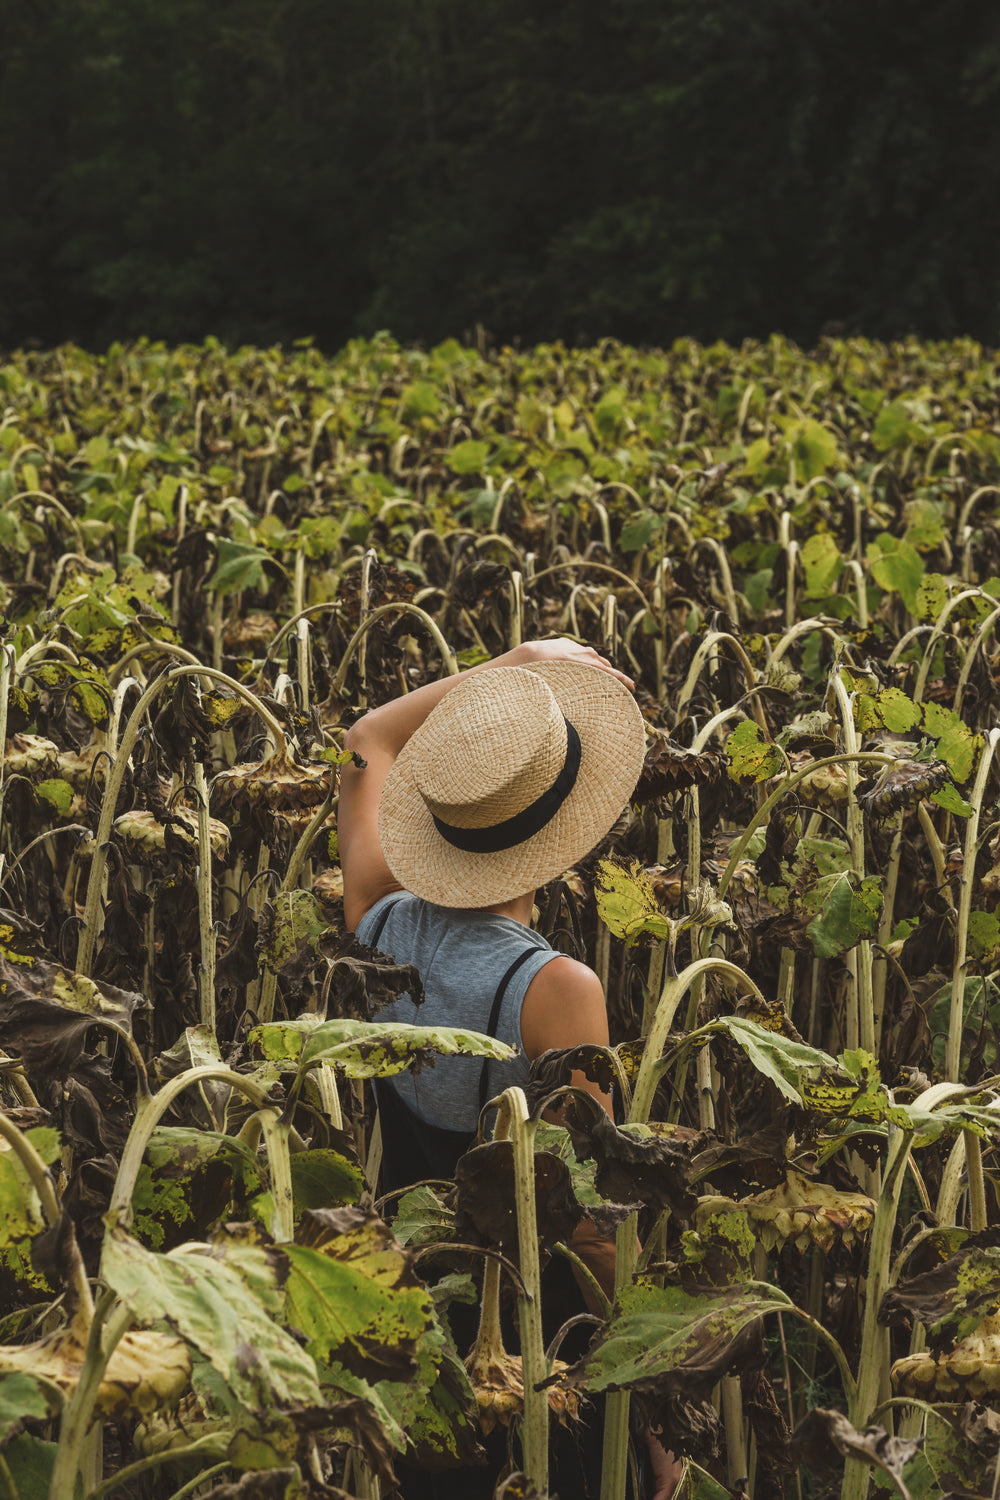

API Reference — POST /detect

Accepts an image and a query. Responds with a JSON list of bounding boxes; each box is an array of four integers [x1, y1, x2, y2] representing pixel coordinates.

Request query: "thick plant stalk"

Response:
[[76, 665, 287, 977], [330, 602, 459, 698], [872, 809, 904, 1051], [193, 760, 216, 1033], [258, 1108, 295, 1242], [631, 957, 768, 1125], [47, 1291, 134, 1500], [0, 643, 14, 821], [257, 785, 336, 1025], [842, 1081, 967, 1500], [493, 1088, 549, 1494], [946, 728, 1000, 1082], [106, 1065, 276, 1239], [721, 1375, 748, 1490], [830, 671, 875, 1057], [841, 1127, 913, 1500], [600, 1222, 640, 1500]]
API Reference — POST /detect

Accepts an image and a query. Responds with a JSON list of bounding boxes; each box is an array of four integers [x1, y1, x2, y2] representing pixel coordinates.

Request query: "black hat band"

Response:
[[431, 718, 582, 855]]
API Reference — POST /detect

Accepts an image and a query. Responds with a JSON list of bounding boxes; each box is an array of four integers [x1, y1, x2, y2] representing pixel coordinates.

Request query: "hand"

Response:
[[511, 638, 636, 691], [644, 1431, 681, 1500]]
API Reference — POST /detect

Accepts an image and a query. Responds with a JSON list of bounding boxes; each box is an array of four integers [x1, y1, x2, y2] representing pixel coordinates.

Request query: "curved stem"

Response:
[[331, 602, 458, 697], [84, 1434, 229, 1500], [76, 665, 286, 976], [675, 631, 770, 735], [492, 1088, 549, 1493], [0, 1111, 94, 1320], [717, 751, 897, 902], [48, 1292, 133, 1500], [946, 729, 1000, 1082], [830, 672, 874, 1056], [630, 958, 769, 1125], [105, 1065, 275, 1241]]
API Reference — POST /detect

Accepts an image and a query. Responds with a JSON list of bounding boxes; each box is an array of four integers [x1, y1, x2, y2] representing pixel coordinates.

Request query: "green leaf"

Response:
[[915, 571, 948, 621], [872, 401, 925, 451], [877, 688, 922, 733], [103, 1224, 323, 1412], [283, 1218, 433, 1387], [0, 1372, 60, 1443], [262, 890, 329, 973], [290, 1150, 365, 1213], [594, 386, 627, 439], [0, 1128, 61, 1250], [208, 539, 274, 595], [34, 779, 74, 816], [801, 533, 843, 598], [401, 382, 441, 421], [726, 720, 783, 784], [968, 912, 1000, 962], [921, 701, 981, 783], [393, 1186, 456, 1248], [253, 1016, 516, 1079], [618, 511, 662, 553], [866, 532, 924, 613], [564, 1280, 794, 1394], [446, 439, 490, 474], [806, 872, 883, 958], [711, 1017, 836, 1105], [679, 1460, 734, 1500], [68, 679, 110, 726], [744, 436, 772, 476], [594, 859, 669, 945], [930, 783, 972, 817], [785, 419, 838, 480], [3, 1434, 79, 1500]]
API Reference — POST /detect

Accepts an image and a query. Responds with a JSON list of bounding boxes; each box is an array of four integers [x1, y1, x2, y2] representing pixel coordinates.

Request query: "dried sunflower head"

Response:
[[858, 757, 950, 820], [0, 1325, 190, 1418], [3, 733, 61, 779], [892, 1311, 1000, 1400], [464, 1347, 580, 1435], [223, 612, 278, 654], [698, 1171, 876, 1253], [796, 760, 850, 809], [113, 807, 231, 862], [213, 746, 330, 815]]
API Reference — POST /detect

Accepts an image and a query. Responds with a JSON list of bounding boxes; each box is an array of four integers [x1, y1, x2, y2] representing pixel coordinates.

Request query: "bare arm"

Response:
[[338, 640, 633, 931]]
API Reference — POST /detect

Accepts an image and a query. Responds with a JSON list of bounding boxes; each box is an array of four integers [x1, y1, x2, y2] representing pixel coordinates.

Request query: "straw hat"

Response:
[[378, 663, 646, 908]]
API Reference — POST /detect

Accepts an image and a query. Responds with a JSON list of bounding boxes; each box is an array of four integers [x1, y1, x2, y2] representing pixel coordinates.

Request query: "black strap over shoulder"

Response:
[[477, 945, 538, 1111], [371, 923, 542, 1196]]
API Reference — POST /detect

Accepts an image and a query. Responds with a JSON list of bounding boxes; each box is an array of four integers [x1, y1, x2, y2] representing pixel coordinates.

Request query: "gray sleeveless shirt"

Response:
[[356, 893, 559, 1130]]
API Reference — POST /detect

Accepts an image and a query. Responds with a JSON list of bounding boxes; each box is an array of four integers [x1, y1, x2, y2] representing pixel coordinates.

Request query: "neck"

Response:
[[484, 890, 535, 925]]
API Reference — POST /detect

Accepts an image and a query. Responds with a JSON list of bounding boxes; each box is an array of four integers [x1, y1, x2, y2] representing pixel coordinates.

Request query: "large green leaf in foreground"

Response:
[[254, 1015, 516, 1078], [103, 1224, 322, 1411], [563, 1280, 794, 1395]]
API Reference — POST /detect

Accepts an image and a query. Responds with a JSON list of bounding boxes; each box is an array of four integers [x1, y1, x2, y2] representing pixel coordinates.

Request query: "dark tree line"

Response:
[[2, 0, 998, 353]]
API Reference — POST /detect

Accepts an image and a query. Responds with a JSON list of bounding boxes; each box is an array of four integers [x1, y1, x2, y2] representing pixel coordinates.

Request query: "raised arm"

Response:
[[338, 639, 633, 931]]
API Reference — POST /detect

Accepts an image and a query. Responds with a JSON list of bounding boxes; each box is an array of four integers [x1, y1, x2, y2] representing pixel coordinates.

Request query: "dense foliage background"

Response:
[[3, 0, 999, 353]]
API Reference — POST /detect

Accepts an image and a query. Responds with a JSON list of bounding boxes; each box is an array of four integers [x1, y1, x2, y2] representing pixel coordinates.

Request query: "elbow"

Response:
[[343, 713, 376, 760]]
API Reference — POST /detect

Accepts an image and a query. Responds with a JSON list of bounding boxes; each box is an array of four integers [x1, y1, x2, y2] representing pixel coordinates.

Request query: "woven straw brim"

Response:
[[378, 661, 646, 908]]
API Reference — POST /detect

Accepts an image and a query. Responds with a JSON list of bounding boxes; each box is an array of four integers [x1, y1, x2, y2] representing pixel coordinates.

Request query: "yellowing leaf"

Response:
[[594, 859, 669, 945], [726, 720, 782, 784]]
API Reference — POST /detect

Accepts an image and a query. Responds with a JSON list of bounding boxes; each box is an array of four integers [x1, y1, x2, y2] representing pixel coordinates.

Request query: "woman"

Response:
[[339, 637, 677, 1499]]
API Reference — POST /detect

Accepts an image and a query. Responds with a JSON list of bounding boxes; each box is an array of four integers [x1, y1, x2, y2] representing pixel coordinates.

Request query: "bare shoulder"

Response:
[[519, 954, 609, 1061]]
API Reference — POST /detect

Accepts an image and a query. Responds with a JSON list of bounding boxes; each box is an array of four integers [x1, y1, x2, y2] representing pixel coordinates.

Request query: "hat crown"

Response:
[[409, 670, 567, 831]]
